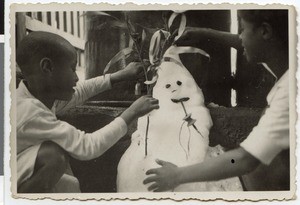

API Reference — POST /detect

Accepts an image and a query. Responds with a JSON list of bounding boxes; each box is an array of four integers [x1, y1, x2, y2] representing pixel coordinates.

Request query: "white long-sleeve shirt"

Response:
[[240, 70, 289, 165], [17, 75, 128, 161]]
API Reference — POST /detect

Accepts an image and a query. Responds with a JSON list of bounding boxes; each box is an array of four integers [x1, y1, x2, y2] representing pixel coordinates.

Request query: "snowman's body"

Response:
[[117, 50, 214, 191], [117, 46, 242, 192]]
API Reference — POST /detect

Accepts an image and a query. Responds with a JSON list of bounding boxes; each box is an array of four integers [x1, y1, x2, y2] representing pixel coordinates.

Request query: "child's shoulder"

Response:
[[17, 98, 56, 129], [18, 96, 44, 110]]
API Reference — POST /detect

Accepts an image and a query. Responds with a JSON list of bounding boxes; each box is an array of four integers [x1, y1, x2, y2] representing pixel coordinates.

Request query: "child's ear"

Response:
[[40, 58, 53, 74], [261, 22, 273, 40]]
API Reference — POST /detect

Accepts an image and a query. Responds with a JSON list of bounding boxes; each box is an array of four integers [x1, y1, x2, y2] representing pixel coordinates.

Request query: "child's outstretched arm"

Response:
[[55, 62, 145, 113], [174, 27, 243, 50], [19, 95, 159, 161], [68, 95, 158, 160], [143, 147, 259, 192]]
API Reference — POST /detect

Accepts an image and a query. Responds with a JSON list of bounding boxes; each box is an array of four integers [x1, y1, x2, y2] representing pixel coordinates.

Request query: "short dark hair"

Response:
[[16, 31, 74, 75], [238, 10, 288, 46]]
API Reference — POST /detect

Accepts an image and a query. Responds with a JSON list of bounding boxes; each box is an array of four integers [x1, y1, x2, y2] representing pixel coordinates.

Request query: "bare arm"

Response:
[[175, 27, 243, 50], [144, 147, 259, 191], [177, 147, 259, 183]]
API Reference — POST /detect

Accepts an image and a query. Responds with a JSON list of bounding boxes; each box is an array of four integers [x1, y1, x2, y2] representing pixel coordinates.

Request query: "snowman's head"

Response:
[[153, 61, 205, 111]]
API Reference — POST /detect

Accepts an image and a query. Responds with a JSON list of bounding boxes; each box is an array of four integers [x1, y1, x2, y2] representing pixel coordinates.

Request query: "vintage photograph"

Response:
[[0, 43, 3, 204], [10, 3, 296, 201]]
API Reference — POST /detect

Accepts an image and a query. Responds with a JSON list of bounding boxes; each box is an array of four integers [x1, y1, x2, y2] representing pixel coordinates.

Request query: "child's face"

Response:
[[51, 48, 78, 101], [239, 18, 265, 63]]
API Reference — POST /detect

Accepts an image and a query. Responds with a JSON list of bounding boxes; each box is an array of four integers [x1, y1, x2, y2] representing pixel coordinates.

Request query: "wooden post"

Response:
[[66, 11, 72, 34], [59, 11, 64, 31], [16, 12, 26, 76], [51, 11, 56, 28], [73, 11, 78, 37], [32, 12, 38, 20], [16, 12, 26, 46], [79, 11, 84, 39], [85, 12, 121, 79], [41, 12, 48, 24]]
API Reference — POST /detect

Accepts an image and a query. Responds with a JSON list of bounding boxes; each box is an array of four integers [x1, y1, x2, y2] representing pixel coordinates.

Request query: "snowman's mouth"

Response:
[[172, 89, 177, 93], [171, 97, 190, 103]]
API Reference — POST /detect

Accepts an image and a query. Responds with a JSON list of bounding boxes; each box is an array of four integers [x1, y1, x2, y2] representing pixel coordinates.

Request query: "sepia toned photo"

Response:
[[9, 3, 296, 201]]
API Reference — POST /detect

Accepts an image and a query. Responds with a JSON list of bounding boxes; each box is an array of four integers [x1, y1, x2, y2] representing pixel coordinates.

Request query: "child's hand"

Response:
[[123, 62, 147, 81], [120, 95, 159, 125], [111, 62, 149, 85], [143, 159, 179, 192], [130, 95, 159, 118]]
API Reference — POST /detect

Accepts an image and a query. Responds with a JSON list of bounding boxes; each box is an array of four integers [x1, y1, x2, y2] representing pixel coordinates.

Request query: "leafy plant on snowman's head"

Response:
[[85, 10, 189, 95]]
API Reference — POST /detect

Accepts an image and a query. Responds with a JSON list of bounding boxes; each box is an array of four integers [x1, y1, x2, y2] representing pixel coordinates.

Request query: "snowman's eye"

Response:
[[177, 81, 182, 86], [165, 84, 171, 89]]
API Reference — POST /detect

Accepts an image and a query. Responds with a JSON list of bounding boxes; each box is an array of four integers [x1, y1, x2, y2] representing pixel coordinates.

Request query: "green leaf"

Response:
[[103, 47, 135, 74], [126, 15, 137, 36], [144, 75, 158, 85], [140, 29, 147, 51], [175, 13, 187, 41], [144, 65, 159, 85], [168, 12, 180, 30]]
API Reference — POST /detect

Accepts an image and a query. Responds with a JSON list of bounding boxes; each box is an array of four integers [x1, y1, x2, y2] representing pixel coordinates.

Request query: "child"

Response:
[[16, 31, 159, 193], [143, 10, 289, 191]]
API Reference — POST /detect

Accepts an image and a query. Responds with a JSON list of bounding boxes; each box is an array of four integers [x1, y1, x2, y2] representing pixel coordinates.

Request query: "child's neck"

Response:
[[264, 46, 288, 80], [25, 81, 55, 110], [37, 95, 55, 110]]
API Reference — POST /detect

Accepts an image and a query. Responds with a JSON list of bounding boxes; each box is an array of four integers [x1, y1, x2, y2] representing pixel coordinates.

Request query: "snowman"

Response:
[[117, 45, 216, 192]]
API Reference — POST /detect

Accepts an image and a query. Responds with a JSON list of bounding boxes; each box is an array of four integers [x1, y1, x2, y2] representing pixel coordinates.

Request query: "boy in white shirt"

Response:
[[144, 10, 289, 191], [16, 31, 159, 193]]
